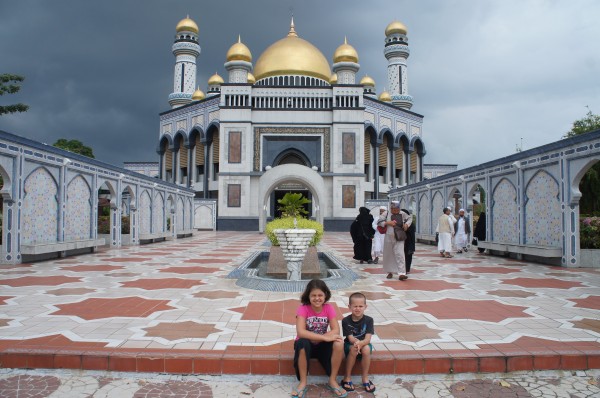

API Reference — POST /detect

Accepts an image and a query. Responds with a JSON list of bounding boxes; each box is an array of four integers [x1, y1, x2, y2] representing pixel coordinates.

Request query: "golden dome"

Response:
[[254, 19, 331, 81], [330, 73, 338, 84], [226, 35, 252, 62], [333, 37, 358, 63], [208, 72, 224, 85], [385, 20, 407, 36], [176, 16, 199, 34], [192, 87, 205, 101], [360, 75, 375, 87], [379, 90, 392, 102], [247, 72, 256, 84]]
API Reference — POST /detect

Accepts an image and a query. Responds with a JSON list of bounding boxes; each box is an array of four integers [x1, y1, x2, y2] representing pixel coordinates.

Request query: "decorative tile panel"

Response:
[[65, 176, 91, 241], [176, 119, 187, 132], [192, 115, 204, 128], [139, 191, 151, 235], [419, 193, 431, 234], [22, 168, 58, 244], [525, 171, 560, 246], [492, 179, 519, 243], [177, 197, 184, 232], [153, 192, 165, 233]]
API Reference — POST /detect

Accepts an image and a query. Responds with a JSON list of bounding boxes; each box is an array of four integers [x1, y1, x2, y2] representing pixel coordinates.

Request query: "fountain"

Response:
[[272, 228, 316, 280]]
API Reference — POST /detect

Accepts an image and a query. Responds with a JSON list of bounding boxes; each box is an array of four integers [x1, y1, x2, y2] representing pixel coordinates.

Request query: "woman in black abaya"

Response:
[[350, 207, 375, 264]]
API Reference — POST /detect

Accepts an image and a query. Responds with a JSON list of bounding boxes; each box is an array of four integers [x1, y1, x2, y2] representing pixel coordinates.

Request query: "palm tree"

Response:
[[277, 193, 311, 218]]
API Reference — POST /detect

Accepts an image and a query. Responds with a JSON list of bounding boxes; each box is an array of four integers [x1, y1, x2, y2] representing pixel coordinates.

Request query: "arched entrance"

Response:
[[258, 164, 327, 232]]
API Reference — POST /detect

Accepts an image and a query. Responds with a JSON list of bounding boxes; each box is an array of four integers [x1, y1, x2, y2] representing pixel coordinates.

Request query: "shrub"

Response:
[[580, 216, 600, 249], [265, 217, 323, 247], [97, 215, 131, 235]]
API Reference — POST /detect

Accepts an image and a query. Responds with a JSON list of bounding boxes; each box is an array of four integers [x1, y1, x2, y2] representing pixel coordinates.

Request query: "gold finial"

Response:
[[288, 17, 298, 37], [238, 35, 241, 43], [344, 36, 348, 45]]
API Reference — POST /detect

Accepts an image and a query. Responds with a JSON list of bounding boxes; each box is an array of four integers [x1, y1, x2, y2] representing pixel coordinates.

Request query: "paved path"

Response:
[[1, 368, 599, 397], [0, 231, 599, 375]]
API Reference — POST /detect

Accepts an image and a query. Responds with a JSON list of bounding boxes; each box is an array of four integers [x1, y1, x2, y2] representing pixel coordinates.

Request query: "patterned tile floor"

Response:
[[0, 231, 599, 376]]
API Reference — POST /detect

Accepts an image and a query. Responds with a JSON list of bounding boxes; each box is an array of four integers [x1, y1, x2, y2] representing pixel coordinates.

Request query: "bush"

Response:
[[97, 215, 131, 235], [580, 217, 600, 249], [265, 217, 323, 247]]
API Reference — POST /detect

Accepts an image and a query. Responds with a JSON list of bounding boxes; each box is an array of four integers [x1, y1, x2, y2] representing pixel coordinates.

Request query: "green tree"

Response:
[[0, 74, 29, 115], [564, 109, 600, 214], [53, 139, 95, 158], [277, 192, 311, 218]]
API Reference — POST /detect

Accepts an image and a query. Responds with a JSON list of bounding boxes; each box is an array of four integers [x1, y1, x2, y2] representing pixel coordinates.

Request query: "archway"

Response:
[[258, 164, 327, 232]]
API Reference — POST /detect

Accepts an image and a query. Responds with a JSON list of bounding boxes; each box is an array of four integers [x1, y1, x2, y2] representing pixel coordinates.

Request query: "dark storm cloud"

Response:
[[1, 0, 598, 168]]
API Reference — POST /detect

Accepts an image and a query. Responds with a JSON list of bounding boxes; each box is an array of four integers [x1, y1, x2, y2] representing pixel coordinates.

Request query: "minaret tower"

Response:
[[332, 37, 360, 84], [168, 16, 201, 109], [384, 21, 413, 110], [225, 36, 253, 83]]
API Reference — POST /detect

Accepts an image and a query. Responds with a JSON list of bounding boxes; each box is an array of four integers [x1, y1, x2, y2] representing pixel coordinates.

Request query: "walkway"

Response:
[[0, 231, 599, 376]]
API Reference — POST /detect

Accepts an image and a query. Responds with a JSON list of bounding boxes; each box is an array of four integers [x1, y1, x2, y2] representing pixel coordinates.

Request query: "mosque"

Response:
[[157, 16, 426, 231]]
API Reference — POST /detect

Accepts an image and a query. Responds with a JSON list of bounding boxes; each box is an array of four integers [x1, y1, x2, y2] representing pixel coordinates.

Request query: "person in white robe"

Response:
[[436, 207, 454, 258], [372, 206, 387, 264], [454, 208, 471, 253]]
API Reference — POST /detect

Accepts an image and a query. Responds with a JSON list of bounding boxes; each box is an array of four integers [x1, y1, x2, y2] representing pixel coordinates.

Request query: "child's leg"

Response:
[[344, 343, 358, 380], [329, 340, 344, 387], [359, 344, 372, 383], [293, 339, 312, 394]]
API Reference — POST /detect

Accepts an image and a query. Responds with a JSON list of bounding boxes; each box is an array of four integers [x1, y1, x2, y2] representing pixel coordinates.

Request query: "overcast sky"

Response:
[[1, 0, 598, 169]]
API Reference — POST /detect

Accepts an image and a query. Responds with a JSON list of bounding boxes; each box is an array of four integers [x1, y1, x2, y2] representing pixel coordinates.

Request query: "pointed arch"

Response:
[[525, 170, 560, 246], [492, 178, 518, 243], [22, 167, 59, 244], [65, 175, 92, 241]]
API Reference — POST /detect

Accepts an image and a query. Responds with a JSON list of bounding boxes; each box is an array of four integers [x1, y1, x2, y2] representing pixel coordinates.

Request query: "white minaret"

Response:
[[332, 37, 360, 84], [168, 16, 201, 109], [224, 36, 253, 83], [384, 21, 413, 110]]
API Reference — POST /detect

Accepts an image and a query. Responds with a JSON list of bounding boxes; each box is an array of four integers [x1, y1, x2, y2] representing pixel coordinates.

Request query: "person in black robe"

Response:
[[473, 212, 486, 254], [402, 209, 416, 273], [350, 207, 374, 264]]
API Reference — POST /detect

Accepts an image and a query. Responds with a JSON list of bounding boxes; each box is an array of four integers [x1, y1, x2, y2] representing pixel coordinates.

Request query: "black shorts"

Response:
[[293, 338, 333, 380]]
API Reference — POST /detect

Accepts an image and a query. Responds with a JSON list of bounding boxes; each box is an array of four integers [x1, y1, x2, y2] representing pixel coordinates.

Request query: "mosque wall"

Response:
[[0, 130, 195, 265], [389, 129, 600, 268]]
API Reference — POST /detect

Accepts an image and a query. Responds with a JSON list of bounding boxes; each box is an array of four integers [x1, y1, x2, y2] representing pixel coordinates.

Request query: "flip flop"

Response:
[[326, 384, 348, 397], [291, 386, 308, 398], [363, 380, 376, 393], [340, 380, 355, 392]]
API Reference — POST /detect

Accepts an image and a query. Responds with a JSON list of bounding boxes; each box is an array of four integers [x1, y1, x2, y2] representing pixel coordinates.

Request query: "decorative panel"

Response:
[[364, 135, 370, 164], [22, 168, 58, 244], [228, 184, 241, 207], [153, 192, 165, 233], [229, 131, 242, 163], [342, 133, 355, 164], [65, 176, 91, 241], [419, 193, 431, 234], [379, 136, 388, 167], [525, 171, 560, 246], [213, 134, 220, 163], [165, 149, 173, 171], [195, 136, 204, 164], [342, 185, 356, 208], [139, 191, 151, 235], [492, 179, 519, 243], [177, 197, 184, 232]]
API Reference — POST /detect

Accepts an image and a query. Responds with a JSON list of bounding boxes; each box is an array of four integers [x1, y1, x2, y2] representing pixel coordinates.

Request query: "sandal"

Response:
[[291, 385, 308, 398], [386, 273, 393, 279], [340, 380, 355, 392], [444, 253, 454, 258], [363, 380, 376, 393], [326, 384, 348, 397]]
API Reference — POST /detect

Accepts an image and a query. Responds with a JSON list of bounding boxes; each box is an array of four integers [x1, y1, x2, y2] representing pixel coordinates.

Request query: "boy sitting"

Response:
[[340, 292, 376, 393]]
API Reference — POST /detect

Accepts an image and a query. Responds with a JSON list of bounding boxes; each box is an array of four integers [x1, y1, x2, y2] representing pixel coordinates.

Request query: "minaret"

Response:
[[332, 37, 359, 84], [168, 16, 201, 109], [384, 21, 413, 109], [224, 35, 253, 83]]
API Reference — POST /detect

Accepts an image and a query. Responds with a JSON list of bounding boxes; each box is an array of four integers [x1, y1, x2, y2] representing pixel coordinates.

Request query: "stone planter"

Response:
[[579, 249, 600, 268], [273, 228, 316, 280]]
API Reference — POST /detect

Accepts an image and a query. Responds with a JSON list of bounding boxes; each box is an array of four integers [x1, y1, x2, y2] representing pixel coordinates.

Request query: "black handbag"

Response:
[[472, 237, 478, 246]]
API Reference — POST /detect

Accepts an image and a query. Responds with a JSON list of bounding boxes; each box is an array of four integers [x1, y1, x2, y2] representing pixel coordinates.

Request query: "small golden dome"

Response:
[[379, 90, 392, 102], [192, 87, 205, 101], [254, 18, 331, 81], [333, 37, 358, 63], [208, 72, 224, 85], [360, 75, 375, 87], [226, 35, 252, 62], [330, 73, 338, 84], [247, 72, 256, 84], [176, 15, 199, 34], [385, 20, 407, 36]]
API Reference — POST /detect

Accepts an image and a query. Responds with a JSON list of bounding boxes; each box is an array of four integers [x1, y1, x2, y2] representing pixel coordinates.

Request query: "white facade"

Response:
[[158, 18, 427, 231]]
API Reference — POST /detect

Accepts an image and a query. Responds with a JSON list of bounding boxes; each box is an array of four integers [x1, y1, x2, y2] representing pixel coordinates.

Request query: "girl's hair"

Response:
[[300, 279, 332, 305]]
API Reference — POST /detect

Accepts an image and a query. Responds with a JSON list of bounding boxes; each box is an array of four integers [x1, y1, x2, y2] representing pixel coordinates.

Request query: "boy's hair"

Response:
[[300, 279, 332, 305], [348, 292, 366, 305]]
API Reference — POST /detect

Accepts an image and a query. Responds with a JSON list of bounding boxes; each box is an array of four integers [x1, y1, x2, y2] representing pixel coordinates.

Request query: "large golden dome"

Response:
[[176, 16, 199, 34], [254, 19, 331, 81], [333, 37, 358, 63], [226, 36, 252, 62], [385, 20, 407, 36]]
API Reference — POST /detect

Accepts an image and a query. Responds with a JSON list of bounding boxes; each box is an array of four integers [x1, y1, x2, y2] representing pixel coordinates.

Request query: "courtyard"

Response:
[[0, 231, 598, 377]]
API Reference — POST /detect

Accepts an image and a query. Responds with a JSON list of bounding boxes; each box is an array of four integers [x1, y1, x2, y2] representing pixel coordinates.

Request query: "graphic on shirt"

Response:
[[306, 315, 329, 335], [347, 321, 367, 339]]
